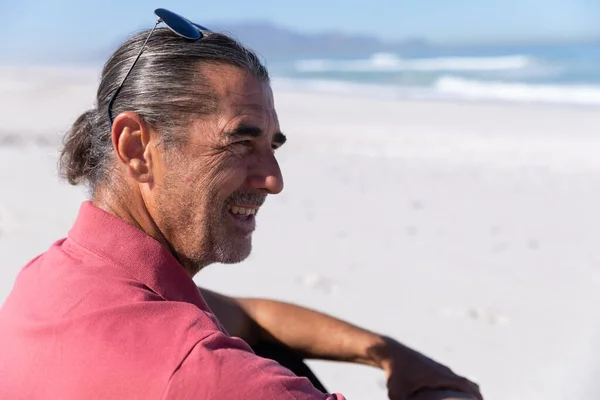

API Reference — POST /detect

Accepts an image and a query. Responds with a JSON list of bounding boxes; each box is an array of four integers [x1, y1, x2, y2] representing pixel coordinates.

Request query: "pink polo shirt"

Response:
[[0, 201, 345, 400]]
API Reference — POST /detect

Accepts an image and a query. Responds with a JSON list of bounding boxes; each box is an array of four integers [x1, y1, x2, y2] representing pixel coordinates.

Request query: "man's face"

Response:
[[148, 65, 286, 272]]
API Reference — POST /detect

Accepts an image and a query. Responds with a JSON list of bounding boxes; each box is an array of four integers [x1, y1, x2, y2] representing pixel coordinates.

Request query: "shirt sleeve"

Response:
[[162, 332, 346, 400]]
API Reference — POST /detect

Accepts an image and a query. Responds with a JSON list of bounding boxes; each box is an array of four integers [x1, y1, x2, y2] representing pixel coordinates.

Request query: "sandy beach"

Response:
[[1, 66, 600, 399]]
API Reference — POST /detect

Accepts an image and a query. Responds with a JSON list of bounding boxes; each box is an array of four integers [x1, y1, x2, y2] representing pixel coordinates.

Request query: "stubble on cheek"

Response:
[[162, 149, 238, 256]]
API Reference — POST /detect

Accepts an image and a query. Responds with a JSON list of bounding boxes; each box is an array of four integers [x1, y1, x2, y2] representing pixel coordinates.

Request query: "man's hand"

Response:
[[371, 337, 482, 400]]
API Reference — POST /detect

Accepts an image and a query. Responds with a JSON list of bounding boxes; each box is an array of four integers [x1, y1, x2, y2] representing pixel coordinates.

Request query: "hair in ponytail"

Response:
[[58, 109, 112, 188]]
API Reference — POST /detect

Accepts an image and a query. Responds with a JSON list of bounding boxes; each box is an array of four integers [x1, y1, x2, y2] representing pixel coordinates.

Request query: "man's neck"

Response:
[[91, 186, 203, 277], [94, 188, 142, 232]]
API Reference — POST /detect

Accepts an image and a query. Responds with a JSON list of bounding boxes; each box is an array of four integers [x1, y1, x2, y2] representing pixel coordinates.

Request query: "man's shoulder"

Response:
[[0, 278, 228, 399]]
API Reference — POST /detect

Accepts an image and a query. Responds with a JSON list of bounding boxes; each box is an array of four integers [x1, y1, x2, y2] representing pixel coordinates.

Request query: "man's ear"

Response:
[[111, 112, 154, 183]]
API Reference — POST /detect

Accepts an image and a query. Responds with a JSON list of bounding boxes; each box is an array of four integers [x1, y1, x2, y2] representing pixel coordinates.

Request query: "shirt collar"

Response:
[[67, 201, 207, 310]]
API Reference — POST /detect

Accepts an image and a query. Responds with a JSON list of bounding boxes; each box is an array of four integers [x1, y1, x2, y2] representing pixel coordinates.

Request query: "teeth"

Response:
[[229, 206, 257, 215]]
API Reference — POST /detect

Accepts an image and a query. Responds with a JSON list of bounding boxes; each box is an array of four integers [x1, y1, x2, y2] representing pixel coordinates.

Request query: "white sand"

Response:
[[1, 66, 600, 399]]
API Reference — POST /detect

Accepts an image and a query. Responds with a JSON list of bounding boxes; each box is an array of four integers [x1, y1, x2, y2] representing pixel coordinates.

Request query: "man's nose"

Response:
[[247, 150, 284, 195]]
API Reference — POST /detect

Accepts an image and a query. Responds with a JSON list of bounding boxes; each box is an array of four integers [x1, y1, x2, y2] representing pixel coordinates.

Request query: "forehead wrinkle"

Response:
[[221, 84, 275, 111], [226, 95, 276, 115], [220, 103, 280, 134]]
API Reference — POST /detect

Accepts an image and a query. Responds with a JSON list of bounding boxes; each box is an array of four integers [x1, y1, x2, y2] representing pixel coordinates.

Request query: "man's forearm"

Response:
[[200, 287, 387, 367], [238, 297, 390, 367]]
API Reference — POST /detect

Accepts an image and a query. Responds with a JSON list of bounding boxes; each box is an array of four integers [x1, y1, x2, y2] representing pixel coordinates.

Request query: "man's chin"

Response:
[[216, 241, 252, 264]]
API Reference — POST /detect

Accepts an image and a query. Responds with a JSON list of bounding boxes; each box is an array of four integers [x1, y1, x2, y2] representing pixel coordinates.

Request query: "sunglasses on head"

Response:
[[107, 8, 211, 124]]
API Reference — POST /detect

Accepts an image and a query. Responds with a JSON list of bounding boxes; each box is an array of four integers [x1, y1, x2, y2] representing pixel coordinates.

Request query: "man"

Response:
[[0, 12, 481, 400]]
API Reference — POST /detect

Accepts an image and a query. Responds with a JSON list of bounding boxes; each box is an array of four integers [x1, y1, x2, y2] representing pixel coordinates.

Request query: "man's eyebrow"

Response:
[[223, 124, 264, 139], [224, 124, 287, 145]]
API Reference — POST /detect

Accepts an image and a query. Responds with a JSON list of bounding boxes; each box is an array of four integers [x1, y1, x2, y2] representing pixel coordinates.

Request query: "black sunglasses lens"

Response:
[[192, 22, 210, 32], [154, 8, 201, 40]]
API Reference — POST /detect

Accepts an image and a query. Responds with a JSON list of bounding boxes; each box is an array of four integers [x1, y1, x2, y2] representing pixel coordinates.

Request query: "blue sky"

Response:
[[2, 0, 599, 62]]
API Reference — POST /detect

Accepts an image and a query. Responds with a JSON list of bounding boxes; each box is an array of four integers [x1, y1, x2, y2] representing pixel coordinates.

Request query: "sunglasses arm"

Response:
[[107, 18, 162, 124]]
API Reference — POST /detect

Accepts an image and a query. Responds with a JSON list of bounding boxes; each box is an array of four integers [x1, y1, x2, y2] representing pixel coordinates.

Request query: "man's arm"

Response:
[[201, 288, 388, 365], [200, 287, 481, 400]]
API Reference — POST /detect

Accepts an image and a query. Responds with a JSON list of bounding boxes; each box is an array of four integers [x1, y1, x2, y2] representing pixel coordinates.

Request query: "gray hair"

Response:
[[59, 27, 269, 192]]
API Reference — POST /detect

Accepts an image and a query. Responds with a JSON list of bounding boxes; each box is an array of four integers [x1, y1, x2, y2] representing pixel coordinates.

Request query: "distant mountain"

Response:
[[205, 21, 431, 58], [73, 21, 430, 66]]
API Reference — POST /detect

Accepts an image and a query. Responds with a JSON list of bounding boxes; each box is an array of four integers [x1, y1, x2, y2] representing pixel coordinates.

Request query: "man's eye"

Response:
[[235, 140, 253, 147]]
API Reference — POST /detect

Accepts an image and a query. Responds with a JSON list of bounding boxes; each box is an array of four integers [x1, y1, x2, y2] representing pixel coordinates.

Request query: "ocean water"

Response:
[[267, 42, 600, 107]]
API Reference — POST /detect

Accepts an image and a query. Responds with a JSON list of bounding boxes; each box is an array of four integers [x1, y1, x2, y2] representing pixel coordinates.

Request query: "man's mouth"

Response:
[[228, 205, 258, 219]]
